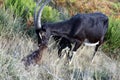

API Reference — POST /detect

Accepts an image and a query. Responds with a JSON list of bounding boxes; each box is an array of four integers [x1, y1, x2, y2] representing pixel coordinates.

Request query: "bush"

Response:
[[42, 5, 61, 22], [4, 0, 61, 23], [3, 0, 61, 37], [103, 17, 120, 58], [4, 0, 35, 22]]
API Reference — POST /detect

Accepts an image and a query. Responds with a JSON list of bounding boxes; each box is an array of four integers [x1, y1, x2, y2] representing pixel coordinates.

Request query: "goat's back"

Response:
[[69, 12, 108, 43]]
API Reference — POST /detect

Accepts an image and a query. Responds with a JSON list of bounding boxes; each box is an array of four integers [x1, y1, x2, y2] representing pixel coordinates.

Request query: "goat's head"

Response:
[[34, 0, 51, 45]]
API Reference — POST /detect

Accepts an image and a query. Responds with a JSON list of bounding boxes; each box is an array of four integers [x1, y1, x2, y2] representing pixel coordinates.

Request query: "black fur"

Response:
[[36, 12, 108, 59], [52, 36, 72, 58]]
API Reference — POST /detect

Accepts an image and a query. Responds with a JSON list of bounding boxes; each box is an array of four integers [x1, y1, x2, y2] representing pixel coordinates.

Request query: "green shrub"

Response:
[[4, 0, 35, 22], [111, 2, 120, 14], [3, 0, 61, 40], [4, 0, 61, 23], [42, 5, 61, 22], [103, 17, 120, 56]]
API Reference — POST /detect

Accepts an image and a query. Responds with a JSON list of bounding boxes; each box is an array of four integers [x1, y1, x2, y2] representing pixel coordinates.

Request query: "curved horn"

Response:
[[36, 0, 51, 29], [34, 0, 42, 28]]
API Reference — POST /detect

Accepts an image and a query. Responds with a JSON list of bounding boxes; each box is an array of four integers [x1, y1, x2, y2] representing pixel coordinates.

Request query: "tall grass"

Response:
[[103, 17, 120, 59], [0, 9, 23, 36]]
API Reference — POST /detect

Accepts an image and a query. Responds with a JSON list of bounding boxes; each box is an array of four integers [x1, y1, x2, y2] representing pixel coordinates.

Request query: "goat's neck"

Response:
[[46, 20, 72, 36]]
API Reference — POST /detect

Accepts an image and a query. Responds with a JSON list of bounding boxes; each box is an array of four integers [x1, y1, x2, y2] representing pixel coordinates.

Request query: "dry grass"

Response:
[[0, 7, 120, 80], [54, 0, 120, 19], [0, 32, 120, 80]]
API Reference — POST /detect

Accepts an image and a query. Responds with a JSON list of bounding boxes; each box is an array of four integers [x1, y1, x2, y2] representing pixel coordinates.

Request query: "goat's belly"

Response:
[[83, 39, 99, 46]]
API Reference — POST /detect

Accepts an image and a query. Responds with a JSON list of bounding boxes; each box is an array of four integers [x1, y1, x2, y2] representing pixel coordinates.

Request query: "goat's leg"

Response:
[[58, 46, 63, 58], [58, 41, 68, 58], [91, 44, 101, 63], [92, 36, 104, 60], [92, 44, 100, 59], [57, 37, 72, 58], [68, 41, 81, 60], [57, 38, 64, 58], [58, 43, 72, 58], [67, 43, 72, 56], [68, 41, 81, 65]]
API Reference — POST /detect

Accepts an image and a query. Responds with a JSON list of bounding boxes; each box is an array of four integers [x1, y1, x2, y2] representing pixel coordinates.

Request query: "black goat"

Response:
[[34, 0, 109, 60]]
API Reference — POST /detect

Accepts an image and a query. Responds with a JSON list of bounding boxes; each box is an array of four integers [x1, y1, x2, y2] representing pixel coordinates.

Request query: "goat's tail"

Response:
[[103, 17, 109, 35]]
